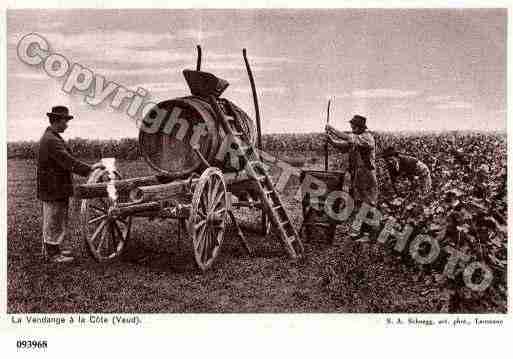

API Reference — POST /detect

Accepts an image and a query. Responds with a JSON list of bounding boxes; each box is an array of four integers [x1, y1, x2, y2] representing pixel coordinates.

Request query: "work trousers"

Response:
[[42, 199, 69, 246], [350, 185, 379, 237]]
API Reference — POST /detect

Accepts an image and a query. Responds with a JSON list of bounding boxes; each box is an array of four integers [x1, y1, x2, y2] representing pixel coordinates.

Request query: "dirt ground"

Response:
[[6, 158, 498, 313]]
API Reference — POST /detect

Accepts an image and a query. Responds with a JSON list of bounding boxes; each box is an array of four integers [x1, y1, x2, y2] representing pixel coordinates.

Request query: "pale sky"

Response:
[[7, 9, 507, 141]]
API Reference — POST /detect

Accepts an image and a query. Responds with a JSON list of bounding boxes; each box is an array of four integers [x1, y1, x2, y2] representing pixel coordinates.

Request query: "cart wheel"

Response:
[[80, 169, 132, 262], [189, 167, 228, 271]]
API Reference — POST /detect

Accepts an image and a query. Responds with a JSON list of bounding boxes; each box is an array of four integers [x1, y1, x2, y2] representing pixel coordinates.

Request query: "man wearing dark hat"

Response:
[[326, 115, 378, 240], [38, 106, 104, 263], [382, 146, 432, 197]]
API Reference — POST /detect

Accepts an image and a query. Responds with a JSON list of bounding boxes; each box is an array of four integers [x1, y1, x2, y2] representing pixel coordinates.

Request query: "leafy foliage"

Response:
[[7, 130, 507, 312], [338, 131, 507, 312], [7, 137, 140, 160]]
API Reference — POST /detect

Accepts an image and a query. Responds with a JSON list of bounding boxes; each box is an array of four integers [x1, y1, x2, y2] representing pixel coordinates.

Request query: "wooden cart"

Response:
[[73, 69, 303, 271]]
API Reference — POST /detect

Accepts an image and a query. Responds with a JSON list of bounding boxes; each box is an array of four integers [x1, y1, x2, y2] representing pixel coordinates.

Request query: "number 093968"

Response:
[[16, 339, 48, 350]]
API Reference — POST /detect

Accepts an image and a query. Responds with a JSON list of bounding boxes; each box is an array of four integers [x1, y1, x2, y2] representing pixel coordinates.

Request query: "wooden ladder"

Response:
[[207, 96, 304, 259]]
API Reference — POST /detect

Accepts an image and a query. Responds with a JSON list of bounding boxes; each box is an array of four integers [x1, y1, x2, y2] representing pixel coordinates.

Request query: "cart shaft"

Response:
[[74, 175, 161, 199]]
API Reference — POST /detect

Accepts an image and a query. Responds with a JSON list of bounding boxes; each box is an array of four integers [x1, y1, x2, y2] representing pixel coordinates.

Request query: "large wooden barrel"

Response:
[[139, 96, 256, 178]]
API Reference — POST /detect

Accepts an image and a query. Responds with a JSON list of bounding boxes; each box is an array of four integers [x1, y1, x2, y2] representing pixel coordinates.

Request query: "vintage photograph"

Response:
[[6, 9, 507, 313]]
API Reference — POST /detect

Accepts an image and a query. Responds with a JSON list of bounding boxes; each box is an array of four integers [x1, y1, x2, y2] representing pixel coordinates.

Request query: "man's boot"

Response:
[[44, 243, 74, 263]]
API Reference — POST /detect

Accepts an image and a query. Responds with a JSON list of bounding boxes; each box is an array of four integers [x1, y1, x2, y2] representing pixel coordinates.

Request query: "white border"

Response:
[[1, 1, 511, 358]]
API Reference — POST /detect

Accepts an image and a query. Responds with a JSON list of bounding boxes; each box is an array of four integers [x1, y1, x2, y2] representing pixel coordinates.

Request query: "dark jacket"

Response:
[[37, 127, 92, 201], [386, 154, 419, 182], [347, 131, 377, 192]]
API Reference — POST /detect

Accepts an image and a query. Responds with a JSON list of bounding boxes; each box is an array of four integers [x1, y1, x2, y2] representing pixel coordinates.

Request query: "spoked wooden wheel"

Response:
[[189, 167, 228, 271], [80, 169, 132, 262]]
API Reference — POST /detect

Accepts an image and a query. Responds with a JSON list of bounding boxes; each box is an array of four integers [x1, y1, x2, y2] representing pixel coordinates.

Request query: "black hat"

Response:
[[349, 115, 367, 129], [382, 146, 399, 158], [47, 106, 73, 119]]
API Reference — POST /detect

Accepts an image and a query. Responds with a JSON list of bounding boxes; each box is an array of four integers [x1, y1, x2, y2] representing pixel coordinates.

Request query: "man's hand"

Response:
[[326, 133, 343, 147], [326, 134, 351, 152], [326, 133, 336, 145], [327, 125, 354, 141], [91, 162, 106, 171]]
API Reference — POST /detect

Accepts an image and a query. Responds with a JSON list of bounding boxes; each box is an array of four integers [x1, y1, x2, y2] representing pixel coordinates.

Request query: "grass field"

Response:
[[7, 156, 453, 313]]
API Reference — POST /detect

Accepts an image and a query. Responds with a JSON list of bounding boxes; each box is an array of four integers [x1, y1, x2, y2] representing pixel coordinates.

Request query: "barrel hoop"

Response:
[[177, 97, 220, 163], [221, 98, 257, 147], [138, 96, 255, 176]]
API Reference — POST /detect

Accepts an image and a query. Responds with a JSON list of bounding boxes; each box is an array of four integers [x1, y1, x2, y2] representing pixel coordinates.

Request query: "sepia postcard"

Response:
[[1, 3, 511, 357]]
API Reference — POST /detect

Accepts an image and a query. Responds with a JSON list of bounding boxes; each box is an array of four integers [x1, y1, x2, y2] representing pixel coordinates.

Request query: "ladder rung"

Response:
[[214, 98, 305, 259]]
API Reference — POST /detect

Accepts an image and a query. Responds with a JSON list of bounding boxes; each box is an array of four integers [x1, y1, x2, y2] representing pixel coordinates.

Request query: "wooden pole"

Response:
[[243, 48, 262, 151], [73, 176, 162, 199], [130, 171, 252, 202], [110, 201, 162, 217], [130, 177, 199, 202], [324, 98, 331, 172], [196, 45, 202, 71], [243, 48, 267, 234]]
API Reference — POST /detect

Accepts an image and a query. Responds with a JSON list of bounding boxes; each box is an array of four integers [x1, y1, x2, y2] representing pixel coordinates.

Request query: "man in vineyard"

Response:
[[38, 106, 104, 263], [326, 115, 378, 240], [382, 146, 432, 198]]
